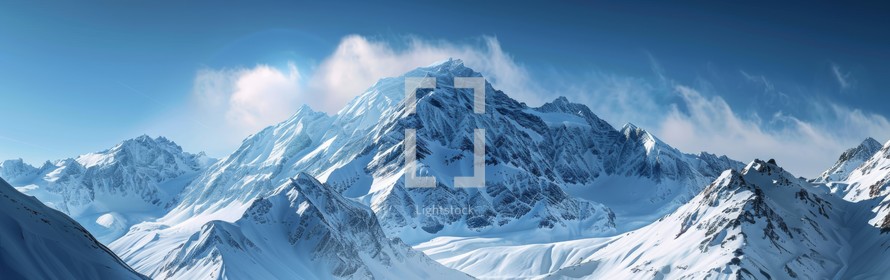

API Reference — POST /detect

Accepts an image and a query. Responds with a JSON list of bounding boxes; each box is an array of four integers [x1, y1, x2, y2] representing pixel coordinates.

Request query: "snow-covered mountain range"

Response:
[[0, 176, 147, 279], [418, 141, 890, 279], [1, 135, 214, 243], [5, 59, 890, 280], [100, 59, 745, 278]]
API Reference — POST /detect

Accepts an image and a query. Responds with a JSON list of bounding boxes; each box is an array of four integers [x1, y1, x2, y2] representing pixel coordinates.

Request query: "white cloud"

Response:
[[225, 64, 302, 129], [192, 63, 302, 134], [831, 63, 854, 90], [141, 63, 304, 156], [306, 35, 539, 113], [655, 85, 890, 177]]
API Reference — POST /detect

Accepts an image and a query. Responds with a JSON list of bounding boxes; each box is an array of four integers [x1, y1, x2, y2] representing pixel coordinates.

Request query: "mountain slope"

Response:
[[5, 135, 213, 243], [836, 139, 890, 202], [545, 159, 890, 279], [0, 176, 146, 280], [134, 173, 471, 279], [820, 139, 890, 236]]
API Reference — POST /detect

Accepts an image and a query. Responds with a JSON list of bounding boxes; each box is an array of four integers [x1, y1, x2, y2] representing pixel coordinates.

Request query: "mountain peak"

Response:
[[862, 137, 881, 147], [853, 137, 883, 157], [74, 134, 191, 169], [536, 96, 615, 132], [405, 58, 479, 79], [539, 96, 582, 112], [741, 158, 793, 181], [426, 57, 465, 68], [293, 171, 315, 183], [621, 122, 641, 132], [619, 122, 663, 153], [119, 134, 180, 151], [285, 172, 325, 199], [1, 158, 27, 167], [815, 137, 884, 183], [276, 104, 329, 131], [0, 158, 39, 184]]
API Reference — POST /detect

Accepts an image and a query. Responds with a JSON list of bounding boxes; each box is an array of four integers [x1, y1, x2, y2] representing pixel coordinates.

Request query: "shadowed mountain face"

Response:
[[0, 176, 147, 280]]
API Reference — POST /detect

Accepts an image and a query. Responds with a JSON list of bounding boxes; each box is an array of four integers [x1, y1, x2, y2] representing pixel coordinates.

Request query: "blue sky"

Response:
[[1, 1, 889, 177]]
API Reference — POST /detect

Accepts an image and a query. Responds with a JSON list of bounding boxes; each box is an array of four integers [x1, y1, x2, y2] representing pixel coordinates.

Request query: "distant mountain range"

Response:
[[0, 176, 146, 279], [2, 135, 213, 243]]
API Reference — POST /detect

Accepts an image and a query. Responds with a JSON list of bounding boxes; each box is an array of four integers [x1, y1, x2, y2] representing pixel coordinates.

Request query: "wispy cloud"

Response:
[[556, 57, 889, 177], [738, 70, 791, 107], [655, 85, 890, 177], [831, 63, 854, 90], [0, 135, 57, 156], [739, 70, 775, 92]]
